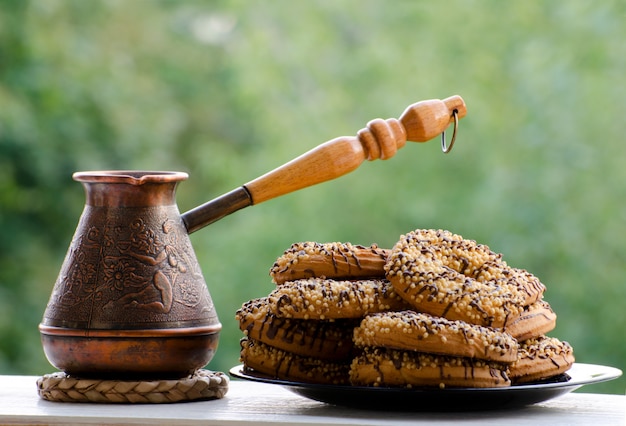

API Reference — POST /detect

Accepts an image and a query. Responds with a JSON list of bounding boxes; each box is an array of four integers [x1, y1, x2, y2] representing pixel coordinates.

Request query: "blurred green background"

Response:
[[1, 0, 624, 395]]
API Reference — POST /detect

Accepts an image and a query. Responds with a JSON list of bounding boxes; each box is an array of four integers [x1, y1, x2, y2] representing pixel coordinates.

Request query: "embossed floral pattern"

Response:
[[103, 260, 137, 291]]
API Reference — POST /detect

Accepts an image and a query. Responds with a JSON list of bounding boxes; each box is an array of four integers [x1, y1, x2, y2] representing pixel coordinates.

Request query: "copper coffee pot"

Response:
[[40, 96, 466, 379]]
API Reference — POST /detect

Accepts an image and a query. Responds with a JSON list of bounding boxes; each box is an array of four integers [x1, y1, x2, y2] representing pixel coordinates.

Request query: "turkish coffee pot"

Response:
[[40, 96, 466, 379]]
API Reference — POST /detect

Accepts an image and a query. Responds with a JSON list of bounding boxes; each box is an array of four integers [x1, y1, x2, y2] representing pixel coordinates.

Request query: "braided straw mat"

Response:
[[37, 369, 229, 403]]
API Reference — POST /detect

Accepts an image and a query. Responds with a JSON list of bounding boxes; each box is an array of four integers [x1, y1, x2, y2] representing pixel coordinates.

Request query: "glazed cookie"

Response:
[[270, 242, 389, 284], [509, 335, 575, 383], [266, 277, 409, 320], [239, 338, 350, 385], [385, 229, 545, 328], [350, 347, 510, 388], [353, 310, 518, 363], [236, 298, 355, 361], [503, 300, 557, 342]]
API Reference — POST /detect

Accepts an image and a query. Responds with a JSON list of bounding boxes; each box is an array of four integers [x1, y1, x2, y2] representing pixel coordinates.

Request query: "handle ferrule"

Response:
[[182, 186, 252, 234]]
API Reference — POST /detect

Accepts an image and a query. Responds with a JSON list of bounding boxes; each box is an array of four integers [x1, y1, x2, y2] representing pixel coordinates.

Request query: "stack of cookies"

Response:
[[236, 231, 574, 388], [236, 242, 401, 385]]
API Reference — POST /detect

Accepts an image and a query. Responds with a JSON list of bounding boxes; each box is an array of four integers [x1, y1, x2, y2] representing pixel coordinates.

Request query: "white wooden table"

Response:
[[0, 375, 623, 425]]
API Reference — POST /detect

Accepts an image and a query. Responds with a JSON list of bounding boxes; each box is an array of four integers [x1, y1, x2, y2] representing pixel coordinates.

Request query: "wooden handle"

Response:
[[244, 95, 466, 204], [182, 95, 466, 233]]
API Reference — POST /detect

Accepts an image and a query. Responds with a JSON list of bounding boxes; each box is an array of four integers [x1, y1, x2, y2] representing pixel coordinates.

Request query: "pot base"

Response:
[[40, 324, 220, 380]]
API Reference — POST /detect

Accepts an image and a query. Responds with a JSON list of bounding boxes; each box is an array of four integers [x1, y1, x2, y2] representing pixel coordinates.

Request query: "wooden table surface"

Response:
[[0, 374, 624, 425]]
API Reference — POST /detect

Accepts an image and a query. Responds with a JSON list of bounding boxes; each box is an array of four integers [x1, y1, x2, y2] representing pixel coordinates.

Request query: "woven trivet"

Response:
[[36, 369, 229, 404]]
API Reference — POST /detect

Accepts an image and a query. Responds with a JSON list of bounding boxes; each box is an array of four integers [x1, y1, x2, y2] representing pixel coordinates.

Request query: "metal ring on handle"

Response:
[[441, 109, 459, 154]]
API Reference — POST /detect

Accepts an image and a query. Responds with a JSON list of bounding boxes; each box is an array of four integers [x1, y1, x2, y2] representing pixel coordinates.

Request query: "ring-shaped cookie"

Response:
[[353, 311, 518, 363], [236, 298, 355, 361], [270, 242, 389, 284], [385, 229, 545, 328], [503, 300, 557, 342], [267, 278, 409, 320], [350, 347, 510, 388], [240, 338, 350, 385], [509, 336, 574, 383]]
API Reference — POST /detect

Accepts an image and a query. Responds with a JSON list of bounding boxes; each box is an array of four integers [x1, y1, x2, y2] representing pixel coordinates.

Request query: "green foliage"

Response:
[[1, 0, 624, 394]]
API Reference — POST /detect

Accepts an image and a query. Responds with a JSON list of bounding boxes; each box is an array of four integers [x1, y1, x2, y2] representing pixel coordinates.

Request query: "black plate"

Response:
[[229, 363, 622, 411]]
